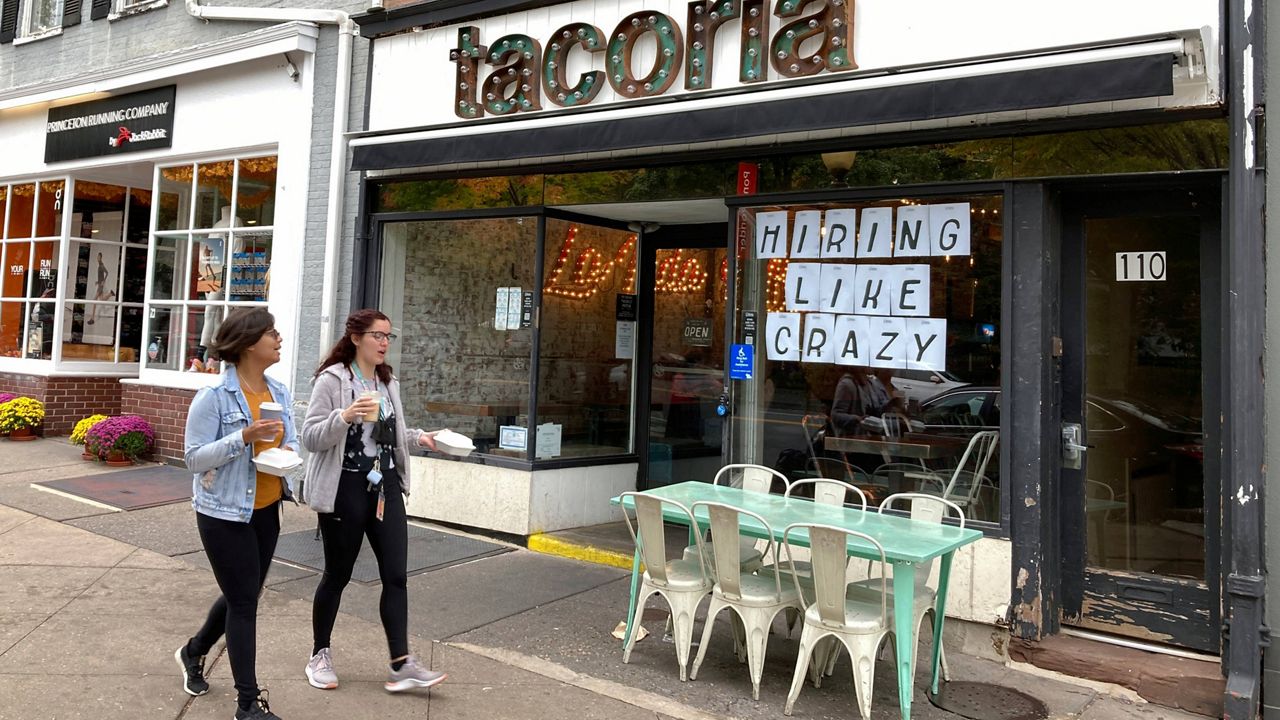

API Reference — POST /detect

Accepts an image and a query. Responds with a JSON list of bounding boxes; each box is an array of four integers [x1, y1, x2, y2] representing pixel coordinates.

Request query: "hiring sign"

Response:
[[45, 85, 176, 163], [762, 203, 968, 370]]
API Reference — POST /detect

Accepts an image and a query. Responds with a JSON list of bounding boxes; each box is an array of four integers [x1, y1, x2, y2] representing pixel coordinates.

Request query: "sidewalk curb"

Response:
[[446, 642, 734, 720], [526, 533, 638, 571]]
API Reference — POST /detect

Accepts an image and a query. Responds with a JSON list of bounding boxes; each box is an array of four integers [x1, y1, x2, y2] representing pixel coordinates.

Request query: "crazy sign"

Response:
[[761, 203, 969, 370]]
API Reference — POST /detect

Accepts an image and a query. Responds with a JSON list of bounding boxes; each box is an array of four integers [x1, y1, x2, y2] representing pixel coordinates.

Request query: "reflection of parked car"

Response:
[[892, 368, 966, 406], [919, 386, 1204, 514]]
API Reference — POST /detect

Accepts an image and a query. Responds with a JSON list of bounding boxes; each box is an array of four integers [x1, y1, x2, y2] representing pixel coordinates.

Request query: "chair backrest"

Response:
[[872, 462, 943, 493], [806, 456, 871, 483], [944, 431, 998, 499], [881, 411, 910, 439], [713, 463, 790, 494], [620, 492, 708, 585], [786, 477, 868, 511], [879, 491, 966, 528], [782, 523, 887, 627], [691, 501, 782, 600]]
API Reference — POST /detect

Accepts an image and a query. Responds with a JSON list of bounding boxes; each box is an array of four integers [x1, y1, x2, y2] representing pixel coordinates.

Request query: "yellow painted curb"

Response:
[[527, 534, 641, 572]]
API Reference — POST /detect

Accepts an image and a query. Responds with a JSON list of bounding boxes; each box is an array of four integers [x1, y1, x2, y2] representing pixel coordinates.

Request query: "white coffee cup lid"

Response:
[[259, 401, 283, 410]]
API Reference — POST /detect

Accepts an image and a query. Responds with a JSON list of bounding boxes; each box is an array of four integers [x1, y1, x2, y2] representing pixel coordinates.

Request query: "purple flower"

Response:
[[86, 415, 156, 459], [0, 393, 16, 405]]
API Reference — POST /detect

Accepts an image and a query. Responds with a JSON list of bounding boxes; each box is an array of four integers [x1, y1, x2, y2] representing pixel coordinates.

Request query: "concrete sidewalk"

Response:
[[0, 438, 1210, 720]]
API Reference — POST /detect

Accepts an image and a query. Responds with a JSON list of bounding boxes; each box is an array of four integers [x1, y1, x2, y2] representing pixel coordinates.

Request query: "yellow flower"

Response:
[[71, 414, 109, 444], [0, 398, 44, 433]]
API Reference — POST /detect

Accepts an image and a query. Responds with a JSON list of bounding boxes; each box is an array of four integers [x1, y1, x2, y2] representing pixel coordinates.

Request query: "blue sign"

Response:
[[728, 343, 754, 380]]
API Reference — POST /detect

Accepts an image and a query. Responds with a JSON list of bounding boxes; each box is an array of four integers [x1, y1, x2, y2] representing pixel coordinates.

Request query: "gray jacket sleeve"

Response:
[[301, 373, 351, 452]]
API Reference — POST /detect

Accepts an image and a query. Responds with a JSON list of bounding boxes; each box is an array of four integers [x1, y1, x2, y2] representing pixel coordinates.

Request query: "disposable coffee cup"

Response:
[[259, 401, 284, 422], [360, 391, 381, 422]]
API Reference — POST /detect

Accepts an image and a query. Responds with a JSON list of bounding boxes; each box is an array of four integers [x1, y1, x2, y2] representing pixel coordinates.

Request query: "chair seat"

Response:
[[802, 597, 884, 632], [848, 578, 937, 608], [712, 574, 802, 606], [683, 537, 764, 570], [646, 559, 713, 591]]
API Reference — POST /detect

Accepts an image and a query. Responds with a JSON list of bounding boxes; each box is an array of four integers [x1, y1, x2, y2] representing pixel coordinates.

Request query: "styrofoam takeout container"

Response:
[[253, 447, 303, 476]]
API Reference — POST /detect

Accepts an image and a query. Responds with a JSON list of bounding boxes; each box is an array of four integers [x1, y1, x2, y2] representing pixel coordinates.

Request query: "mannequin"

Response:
[[199, 205, 238, 355]]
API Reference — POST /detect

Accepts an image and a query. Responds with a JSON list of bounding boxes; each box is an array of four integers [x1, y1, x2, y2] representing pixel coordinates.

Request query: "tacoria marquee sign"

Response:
[[451, 0, 854, 117], [368, 0, 1218, 132]]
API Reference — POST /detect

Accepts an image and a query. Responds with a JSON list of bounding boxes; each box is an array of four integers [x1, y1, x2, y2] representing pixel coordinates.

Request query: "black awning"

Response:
[[352, 53, 1175, 172]]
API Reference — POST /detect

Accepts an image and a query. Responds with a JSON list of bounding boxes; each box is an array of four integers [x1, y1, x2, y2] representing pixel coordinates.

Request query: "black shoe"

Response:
[[235, 692, 282, 720], [175, 643, 209, 696]]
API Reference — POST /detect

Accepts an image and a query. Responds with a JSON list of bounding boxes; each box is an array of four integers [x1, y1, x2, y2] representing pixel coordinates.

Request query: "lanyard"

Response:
[[350, 363, 386, 419]]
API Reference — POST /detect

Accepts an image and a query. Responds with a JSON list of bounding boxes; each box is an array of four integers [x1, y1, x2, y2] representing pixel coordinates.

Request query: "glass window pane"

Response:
[[382, 217, 537, 458], [0, 187, 7, 239], [72, 182, 126, 242], [24, 302, 53, 360], [150, 237, 183, 301], [189, 303, 225, 367], [7, 184, 34, 240], [62, 302, 117, 361], [4, 243, 31, 298], [236, 156, 277, 227], [31, 241, 57, 300], [67, 242, 121, 302], [537, 220, 637, 458], [730, 194, 1004, 522], [36, 180, 65, 238], [119, 306, 143, 363], [157, 167, 192, 231], [122, 246, 147, 304], [189, 233, 225, 302], [194, 161, 235, 229], [144, 306, 182, 371], [228, 231, 271, 302], [0, 301, 24, 357], [127, 188, 151, 244]]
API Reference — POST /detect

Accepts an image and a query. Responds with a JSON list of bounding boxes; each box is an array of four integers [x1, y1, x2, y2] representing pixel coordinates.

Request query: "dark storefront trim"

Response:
[[352, 54, 1174, 171]]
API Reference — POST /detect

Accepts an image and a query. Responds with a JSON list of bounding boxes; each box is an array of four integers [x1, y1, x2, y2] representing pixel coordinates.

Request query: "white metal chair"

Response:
[[781, 522, 894, 718], [777, 478, 869, 636], [620, 492, 712, 681], [936, 430, 999, 510], [843, 492, 965, 684], [688, 501, 803, 700], [681, 463, 789, 571]]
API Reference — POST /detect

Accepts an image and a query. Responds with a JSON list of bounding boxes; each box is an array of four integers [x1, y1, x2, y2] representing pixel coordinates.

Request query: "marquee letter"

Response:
[[856, 264, 889, 315], [906, 318, 947, 370], [895, 204, 930, 257], [608, 12, 683, 98], [755, 211, 788, 258], [685, 0, 749, 90], [785, 262, 822, 311], [929, 202, 970, 256], [803, 313, 837, 363], [769, 0, 857, 79], [823, 209, 857, 258], [892, 264, 930, 317], [819, 264, 857, 313], [483, 34, 543, 115], [834, 314, 870, 366], [543, 24, 605, 107], [452, 27, 487, 119], [858, 206, 893, 258], [870, 317, 907, 369], [790, 210, 822, 258]]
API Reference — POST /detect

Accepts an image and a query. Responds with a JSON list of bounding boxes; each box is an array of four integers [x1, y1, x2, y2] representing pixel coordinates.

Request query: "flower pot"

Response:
[[8, 427, 36, 442], [81, 443, 96, 461], [105, 450, 133, 467]]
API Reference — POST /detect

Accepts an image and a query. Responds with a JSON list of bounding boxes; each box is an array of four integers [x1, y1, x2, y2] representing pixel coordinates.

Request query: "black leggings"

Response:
[[190, 503, 280, 709], [312, 469, 409, 660]]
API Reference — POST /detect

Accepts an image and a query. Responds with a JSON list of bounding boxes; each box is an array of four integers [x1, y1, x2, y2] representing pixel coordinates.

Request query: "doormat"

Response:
[[927, 681, 1048, 720], [34, 464, 192, 511], [273, 523, 511, 584]]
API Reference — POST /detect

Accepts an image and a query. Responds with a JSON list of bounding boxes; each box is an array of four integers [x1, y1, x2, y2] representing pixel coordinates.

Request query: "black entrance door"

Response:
[[1059, 184, 1221, 653], [636, 224, 730, 490]]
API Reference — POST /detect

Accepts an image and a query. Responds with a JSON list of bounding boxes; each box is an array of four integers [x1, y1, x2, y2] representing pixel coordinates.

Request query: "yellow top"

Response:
[[243, 386, 283, 509]]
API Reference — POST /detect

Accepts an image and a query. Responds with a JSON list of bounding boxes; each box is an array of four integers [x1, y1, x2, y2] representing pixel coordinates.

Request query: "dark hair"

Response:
[[314, 309, 394, 384], [210, 308, 275, 365]]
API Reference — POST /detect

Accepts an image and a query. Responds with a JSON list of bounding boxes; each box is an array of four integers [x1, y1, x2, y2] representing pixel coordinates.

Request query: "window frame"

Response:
[[109, 0, 166, 19], [15, 0, 64, 42]]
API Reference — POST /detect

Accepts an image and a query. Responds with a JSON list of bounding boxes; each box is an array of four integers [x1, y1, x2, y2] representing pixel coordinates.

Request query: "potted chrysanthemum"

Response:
[[0, 397, 44, 441], [86, 415, 155, 466], [71, 414, 110, 460]]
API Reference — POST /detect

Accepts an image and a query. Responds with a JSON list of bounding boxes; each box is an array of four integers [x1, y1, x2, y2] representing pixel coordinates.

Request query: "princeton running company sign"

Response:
[[45, 85, 176, 163]]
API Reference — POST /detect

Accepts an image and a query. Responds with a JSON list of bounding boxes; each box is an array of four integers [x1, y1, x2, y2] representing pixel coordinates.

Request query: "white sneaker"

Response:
[[385, 655, 446, 693], [305, 648, 338, 690]]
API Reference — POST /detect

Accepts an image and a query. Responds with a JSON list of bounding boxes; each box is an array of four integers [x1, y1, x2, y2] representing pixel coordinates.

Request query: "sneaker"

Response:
[[234, 691, 282, 720], [174, 643, 209, 697], [385, 655, 447, 693], [305, 647, 338, 690]]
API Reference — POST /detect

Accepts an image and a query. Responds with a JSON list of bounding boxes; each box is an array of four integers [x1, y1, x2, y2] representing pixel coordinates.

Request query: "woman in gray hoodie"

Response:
[[300, 308, 447, 694]]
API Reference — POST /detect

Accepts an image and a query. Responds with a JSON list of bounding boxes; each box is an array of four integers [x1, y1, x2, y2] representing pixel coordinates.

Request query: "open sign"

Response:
[[683, 318, 713, 347]]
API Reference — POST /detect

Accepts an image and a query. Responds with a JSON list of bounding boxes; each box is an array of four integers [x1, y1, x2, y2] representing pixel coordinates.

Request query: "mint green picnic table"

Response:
[[612, 481, 983, 720]]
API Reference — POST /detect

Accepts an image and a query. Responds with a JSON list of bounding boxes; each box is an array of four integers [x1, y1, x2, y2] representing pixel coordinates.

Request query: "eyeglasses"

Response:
[[363, 331, 398, 343], [265, 329, 282, 340]]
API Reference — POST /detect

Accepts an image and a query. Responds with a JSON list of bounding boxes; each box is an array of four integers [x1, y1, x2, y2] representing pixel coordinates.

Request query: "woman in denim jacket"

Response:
[[176, 308, 297, 720]]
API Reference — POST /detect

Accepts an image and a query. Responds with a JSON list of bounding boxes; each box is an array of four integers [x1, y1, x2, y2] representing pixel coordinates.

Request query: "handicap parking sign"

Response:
[[728, 343, 754, 380]]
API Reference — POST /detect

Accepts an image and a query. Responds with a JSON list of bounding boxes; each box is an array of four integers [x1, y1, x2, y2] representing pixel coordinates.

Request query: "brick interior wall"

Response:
[[122, 385, 197, 462], [0, 373, 123, 436]]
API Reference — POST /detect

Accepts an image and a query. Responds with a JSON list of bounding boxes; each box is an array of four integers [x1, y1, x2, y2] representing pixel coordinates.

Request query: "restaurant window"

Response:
[[731, 193, 1004, 524], [0, 180, 63, 360], [145, 156, 277, 372], [382, 216, 537, 460], [537, 218, 637, 458]]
